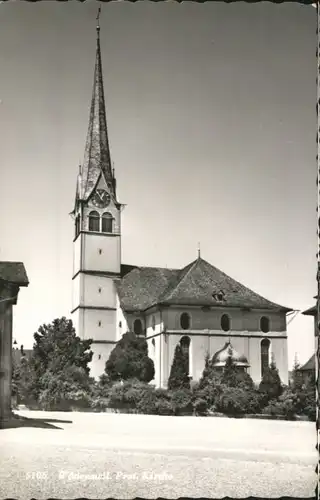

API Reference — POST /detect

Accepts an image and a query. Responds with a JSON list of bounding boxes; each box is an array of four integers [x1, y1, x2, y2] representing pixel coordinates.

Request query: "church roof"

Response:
[[298, 354, 315, 372], [78, 21, 115, 202], [302, 304, 316, 316], [0, 262, 29, 286], [117, 257, 292, 313], [211, 341, 250, 368]]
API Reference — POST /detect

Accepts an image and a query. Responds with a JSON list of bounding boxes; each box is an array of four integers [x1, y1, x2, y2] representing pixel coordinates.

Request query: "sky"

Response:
[[0, 1, 316, 366]]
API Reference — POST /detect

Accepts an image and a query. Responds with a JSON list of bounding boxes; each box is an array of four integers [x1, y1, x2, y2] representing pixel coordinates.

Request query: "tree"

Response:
[[12, 353, 39, 404], [29, 317, 93, 400], [222, 357, 254, 391], [38, 365, 94, 411], [105, 331, 155, 383], [259, 358, 283, 402], [33, 317, 93, 377], [290, 353, 304, 391], [168, 343, 190, 390], [198, 351, 211, 389]]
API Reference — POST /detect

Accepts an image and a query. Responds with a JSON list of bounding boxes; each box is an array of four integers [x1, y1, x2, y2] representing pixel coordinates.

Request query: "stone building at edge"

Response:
[[71, 22, 292, 388]]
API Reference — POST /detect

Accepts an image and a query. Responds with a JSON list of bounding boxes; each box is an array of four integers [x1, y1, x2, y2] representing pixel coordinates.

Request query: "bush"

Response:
[[154, 398, 174, 416], [215, 386, 251, 416], [170, 389, 193, 416], [245, 391, 265, 414], [90, 396, 110, 412], [303, 403, 316, 422], [263, 400, 295, 420], [37, 365, 94, 411], [136, 390, 158, 415], [193, 397, 208, 416], [194, 383, 221, 409], [259, 360, 283, 402], [108, 379, 153, 411]]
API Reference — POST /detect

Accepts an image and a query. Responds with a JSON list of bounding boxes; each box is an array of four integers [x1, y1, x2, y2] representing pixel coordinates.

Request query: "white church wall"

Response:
[[145, 311, 163, 338], [82, 274, 117, 308], [73, 235, 81, 276], [242, 309, 287, 332], [161, 334, 168, 387], [161, 332, 288, 387], [116, 298, 129, 341], [82, 234, 121, 274], [72, 274, 81, 311], [166, 306, 287, 334], [188, 334, 209, 381], [154, 335, 161, 387], [72, 309, 81, 339], [146, 335, 161, 386], [89, 342, 115, 380], [82, 308, 117, 342]]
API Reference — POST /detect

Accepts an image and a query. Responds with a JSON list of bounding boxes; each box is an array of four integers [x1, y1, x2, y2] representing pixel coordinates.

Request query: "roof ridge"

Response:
[[160, 258, 200, 302], [127, 264, 179, 272]]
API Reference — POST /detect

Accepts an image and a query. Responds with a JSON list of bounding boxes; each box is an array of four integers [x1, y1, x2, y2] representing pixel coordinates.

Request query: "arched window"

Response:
[[88, 211, 100, 232], [221, 314, 230, 332], [260, 316, 270, 333], [133, 318, 143, 336], [180, 336, 191, 376], [180, 312, 190, 330], [101, 212, 113, 233], [261, 338, 271, 377]]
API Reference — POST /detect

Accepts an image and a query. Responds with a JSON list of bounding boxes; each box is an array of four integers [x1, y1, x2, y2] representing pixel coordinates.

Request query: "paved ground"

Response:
[[0, 411, 317, 498]]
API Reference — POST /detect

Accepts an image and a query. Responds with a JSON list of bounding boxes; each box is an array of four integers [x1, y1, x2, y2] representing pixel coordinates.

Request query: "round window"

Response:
[[180, 313, 190, 330], [260, 316, 270, 333], [220, 314, 230, 332], [133, 319, 143, 335]]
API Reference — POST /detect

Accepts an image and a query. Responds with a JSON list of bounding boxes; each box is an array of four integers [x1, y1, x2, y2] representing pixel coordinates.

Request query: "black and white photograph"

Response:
[[0, 1, 317, 498]]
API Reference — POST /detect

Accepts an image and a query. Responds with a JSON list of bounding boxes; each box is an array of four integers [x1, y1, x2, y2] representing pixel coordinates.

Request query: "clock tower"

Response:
[[71, 12, 122, 379]]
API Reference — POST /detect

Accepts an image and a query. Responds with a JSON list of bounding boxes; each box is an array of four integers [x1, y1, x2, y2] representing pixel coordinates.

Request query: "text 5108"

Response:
[[26, 472, 48, 481]]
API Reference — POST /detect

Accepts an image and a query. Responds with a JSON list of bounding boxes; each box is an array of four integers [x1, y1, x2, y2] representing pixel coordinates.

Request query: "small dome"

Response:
[[212, 341, 249, 368]]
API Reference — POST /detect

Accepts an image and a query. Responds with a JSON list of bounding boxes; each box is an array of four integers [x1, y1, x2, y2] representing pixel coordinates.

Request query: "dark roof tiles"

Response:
[[0, 262, 29, 286], [80, 31, 115, 201], [302, 305, 316, 316], [117, 257, 291, 313]]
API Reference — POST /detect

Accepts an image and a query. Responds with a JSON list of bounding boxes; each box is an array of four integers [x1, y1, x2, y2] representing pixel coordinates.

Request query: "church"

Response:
[[71, 18, 291, 388]]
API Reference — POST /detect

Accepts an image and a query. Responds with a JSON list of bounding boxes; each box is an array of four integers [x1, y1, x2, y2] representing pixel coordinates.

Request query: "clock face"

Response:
[[92, 189, 111, 208]]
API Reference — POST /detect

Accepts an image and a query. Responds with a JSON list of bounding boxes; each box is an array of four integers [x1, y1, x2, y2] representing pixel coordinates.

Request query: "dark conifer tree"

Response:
[[168, 343, 190, 390]]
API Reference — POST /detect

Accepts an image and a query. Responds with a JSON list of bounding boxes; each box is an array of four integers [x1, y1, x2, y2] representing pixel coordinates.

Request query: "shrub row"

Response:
[[15, 375, 315, 421]]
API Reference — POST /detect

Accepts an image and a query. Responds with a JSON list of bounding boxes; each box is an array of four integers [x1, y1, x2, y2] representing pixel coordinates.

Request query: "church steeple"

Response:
[[80, 8, 116, 202]]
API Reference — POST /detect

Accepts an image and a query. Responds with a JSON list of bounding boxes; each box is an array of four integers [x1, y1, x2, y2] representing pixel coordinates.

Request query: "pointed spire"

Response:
[[197, 242, 201, 259], [80, 7, 115, 201]]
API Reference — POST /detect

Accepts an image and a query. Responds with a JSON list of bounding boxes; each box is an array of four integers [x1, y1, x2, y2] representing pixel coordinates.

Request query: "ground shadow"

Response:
[[0, 414, 73, 430]]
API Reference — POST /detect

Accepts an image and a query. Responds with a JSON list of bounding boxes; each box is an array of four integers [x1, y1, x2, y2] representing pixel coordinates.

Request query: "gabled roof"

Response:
[[302, 305, 316, 316], [298, 354, 315, 372], [117, 257, 292, 313], [0, 262, 29, 286]]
